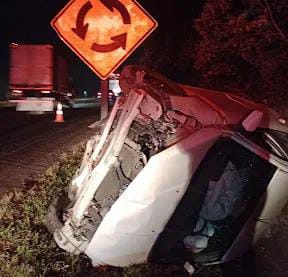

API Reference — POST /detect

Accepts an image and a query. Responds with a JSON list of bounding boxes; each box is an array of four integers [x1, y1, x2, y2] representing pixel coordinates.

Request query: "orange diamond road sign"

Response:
[[52, 0, 158, 79]]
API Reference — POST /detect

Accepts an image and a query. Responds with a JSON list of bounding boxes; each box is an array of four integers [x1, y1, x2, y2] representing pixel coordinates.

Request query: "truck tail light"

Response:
[[41, 90, 51, 94], [12, 90, 23, 96]]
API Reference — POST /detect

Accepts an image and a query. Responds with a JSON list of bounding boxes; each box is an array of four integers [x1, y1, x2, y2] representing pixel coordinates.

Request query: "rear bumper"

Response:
[[10, 97, 55, 112]]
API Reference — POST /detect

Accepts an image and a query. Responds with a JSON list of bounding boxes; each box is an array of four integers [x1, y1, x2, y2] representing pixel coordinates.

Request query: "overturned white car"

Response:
[[47, 65, 288, 269]]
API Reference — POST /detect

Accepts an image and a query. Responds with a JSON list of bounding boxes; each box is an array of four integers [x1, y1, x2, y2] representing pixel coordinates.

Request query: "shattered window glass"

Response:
[[149, 138, 276, 264], [185, 139, 276, 262]]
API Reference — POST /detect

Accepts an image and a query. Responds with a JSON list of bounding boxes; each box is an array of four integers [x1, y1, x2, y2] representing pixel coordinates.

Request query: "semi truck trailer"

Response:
[[9, 43, 73, 112]]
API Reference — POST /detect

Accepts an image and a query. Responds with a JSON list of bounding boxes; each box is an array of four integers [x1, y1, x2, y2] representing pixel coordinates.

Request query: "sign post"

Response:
[[100, 79, 109, 119], [51, 0, 158, 80]]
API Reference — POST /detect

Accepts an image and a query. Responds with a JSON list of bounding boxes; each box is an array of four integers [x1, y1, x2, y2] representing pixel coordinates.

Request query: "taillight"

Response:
[[12, 90, 23, 96]]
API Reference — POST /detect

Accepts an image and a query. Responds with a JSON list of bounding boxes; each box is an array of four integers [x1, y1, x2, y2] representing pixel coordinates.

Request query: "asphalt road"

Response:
[[0, 107, 99, 196]]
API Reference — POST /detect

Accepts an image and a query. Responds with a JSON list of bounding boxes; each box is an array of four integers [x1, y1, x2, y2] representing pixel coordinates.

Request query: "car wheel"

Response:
[[45, 190, 71, 234]]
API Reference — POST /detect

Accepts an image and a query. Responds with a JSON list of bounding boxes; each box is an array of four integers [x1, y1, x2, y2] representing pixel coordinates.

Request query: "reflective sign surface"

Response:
[[52, 0, 158, 79]]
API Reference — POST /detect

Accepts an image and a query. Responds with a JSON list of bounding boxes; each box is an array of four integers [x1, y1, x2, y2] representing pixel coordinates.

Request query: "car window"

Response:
[[149, 138, 276, 264], [191, 140, 276, 262]]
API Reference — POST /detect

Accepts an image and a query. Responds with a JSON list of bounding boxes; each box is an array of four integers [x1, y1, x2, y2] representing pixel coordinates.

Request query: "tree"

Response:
[[193, 0, 288, 103], [139, 0, 202, 83]]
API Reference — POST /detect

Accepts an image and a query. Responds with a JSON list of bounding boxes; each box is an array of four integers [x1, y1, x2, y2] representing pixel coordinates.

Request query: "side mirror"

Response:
[[242, 110, 264, 132]]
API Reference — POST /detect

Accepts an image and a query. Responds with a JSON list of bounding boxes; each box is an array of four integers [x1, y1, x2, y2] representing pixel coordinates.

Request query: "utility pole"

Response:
[[100, 79, 109, 119]]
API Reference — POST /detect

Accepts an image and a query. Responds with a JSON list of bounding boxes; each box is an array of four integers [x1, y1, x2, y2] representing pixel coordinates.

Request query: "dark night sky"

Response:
[[0, 0, 200, 99], [0, 0, 101, 98]]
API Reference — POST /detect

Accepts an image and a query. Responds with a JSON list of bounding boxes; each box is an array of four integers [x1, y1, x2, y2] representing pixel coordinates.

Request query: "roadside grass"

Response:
[[0, 148, 190, 277], [0, 149, 91, 277], [0, 146, 287, 277], [1, 104, 288, 276], [253, 204, 288, 277]]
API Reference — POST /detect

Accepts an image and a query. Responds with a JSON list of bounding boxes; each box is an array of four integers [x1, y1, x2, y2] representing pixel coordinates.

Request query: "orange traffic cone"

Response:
[[54, 103, 64, 123]]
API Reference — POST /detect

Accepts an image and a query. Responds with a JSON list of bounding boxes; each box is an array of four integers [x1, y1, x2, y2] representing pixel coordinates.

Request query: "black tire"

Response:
[[45, 191, 71, 234]]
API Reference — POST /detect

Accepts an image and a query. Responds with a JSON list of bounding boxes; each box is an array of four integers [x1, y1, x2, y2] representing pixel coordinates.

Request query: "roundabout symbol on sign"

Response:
[[72, 0, 131, 52], [52, 0, 158, 79]]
